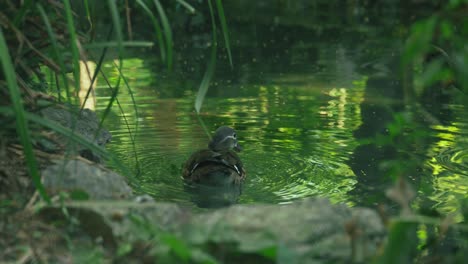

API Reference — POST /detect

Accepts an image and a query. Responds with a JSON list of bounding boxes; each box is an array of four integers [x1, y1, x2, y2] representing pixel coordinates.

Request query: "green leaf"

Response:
[[117, 242, 133, 257], [160, 234, 192, 261], [377, 221, 418, 264], [258, 245, 277, 259], [402, 17, 438, 67]]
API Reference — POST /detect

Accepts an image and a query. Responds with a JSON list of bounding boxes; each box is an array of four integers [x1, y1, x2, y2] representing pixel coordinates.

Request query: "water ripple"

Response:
[[434, 147, 468, 177]]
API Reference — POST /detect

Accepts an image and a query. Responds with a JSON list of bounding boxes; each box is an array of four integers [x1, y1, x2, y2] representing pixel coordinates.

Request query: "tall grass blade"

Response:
[[83, 0, 94, 35], [194, 47, 216, 113], [63, 0, 81, 103], [136, 0, 166, 62], [111, 61, 141, 174], [194, 0, 218, 114], [215, 0, 233, 67], [101, 69, 142, 174], [0, 29, 51, 203], [87, 26, 141, 175], [13, 0, 33, 26], [37, 4, 70, 97], [153, 0, 173, 70], [104, 0, 125, 144], [176, 0, 196, 13], [196, 114, 212, 140], [107, 0, 124, 59], [80, 24, 114, 114]]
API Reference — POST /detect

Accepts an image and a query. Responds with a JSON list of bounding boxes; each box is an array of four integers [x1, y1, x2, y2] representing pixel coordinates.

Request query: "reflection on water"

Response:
[[99, 78, 365, 208], [94, 21, 468, 213], [184, 182, 243, 208], [426, 125, 468, 214]]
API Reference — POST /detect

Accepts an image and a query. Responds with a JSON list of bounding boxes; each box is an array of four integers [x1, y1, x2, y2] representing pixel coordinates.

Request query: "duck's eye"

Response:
[[233, 133, 237, 138]]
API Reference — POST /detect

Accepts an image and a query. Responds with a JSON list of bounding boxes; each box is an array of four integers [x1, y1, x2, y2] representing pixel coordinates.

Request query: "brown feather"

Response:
[[182, 149, 246, 186]]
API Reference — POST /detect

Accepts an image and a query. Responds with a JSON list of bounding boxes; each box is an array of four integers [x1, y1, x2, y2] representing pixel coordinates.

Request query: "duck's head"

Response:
[[208, 126, 242, 153]]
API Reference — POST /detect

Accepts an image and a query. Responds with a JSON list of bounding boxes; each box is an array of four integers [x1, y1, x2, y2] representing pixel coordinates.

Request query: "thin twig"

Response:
[[25, 191, 40, 210]]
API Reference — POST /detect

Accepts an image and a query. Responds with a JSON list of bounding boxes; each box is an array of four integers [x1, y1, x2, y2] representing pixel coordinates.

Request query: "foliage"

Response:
[[402, 0, 468, 98], [375, 178, 468, 263], [368, 1, 468, 262]]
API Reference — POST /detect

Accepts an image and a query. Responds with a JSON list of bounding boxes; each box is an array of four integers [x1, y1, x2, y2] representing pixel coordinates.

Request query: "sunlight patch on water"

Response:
[[425, 108, 468, 215]]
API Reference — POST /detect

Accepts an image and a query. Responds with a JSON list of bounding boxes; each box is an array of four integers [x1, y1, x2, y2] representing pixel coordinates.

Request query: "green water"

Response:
[[93, 10, 467, 212]]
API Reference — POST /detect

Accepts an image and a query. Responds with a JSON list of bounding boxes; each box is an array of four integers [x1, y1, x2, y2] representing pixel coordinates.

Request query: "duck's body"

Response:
[[182, 126, 246, 187]]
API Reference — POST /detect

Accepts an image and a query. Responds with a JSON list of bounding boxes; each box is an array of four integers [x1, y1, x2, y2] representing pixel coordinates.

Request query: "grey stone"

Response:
[[42, 159, 132, 199], [41, 106, 111, 162], [50, 198, 385, 263]]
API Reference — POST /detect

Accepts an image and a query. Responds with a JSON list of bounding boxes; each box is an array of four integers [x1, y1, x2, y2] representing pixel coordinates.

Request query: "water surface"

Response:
[[94, 12, 467, 213]]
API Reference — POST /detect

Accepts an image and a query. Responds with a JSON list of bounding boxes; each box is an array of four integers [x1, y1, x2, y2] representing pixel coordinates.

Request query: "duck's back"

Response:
[[182, 149, 245, 186]]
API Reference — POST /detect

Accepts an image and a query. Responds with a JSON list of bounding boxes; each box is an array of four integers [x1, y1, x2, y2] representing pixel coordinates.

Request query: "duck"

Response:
[[182, 126, 246, 187]]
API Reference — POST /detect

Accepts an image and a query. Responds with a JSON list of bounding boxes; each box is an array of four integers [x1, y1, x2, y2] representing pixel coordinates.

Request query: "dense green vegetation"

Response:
[[1, 0, 467, 262]]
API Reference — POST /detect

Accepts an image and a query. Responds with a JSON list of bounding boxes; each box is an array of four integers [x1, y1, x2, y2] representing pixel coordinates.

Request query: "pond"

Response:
[[92, 8, 467, 213]]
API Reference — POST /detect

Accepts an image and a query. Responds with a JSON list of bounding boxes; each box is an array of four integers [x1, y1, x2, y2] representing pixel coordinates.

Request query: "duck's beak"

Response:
[[234, 142, 242, 152]]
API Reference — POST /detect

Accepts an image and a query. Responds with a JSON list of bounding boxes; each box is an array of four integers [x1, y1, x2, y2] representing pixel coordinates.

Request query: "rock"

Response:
[[43, 198, 385, 263], [185, 198, 385, 263], [41, 106, 112, 162], [42, 159, 132, 199]]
